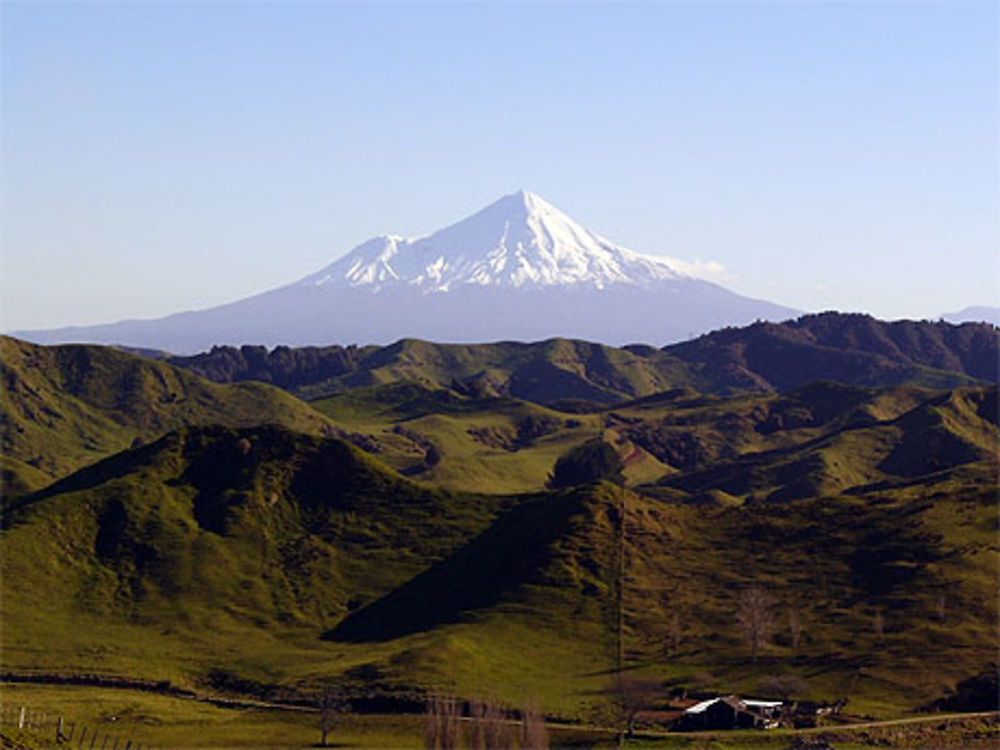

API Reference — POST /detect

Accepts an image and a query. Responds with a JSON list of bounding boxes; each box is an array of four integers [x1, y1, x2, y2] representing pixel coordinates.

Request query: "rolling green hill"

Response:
[[166, 313, 997, 403], [1, 331, 997, 734], [0, 336, 336, 495], [2, 419, 996, 721], [650, 386, 998, 503], [309, 381, 612, 494]]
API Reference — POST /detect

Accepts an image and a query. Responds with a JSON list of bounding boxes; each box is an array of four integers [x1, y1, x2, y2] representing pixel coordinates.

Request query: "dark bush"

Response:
[[547, 438, 624, 489]]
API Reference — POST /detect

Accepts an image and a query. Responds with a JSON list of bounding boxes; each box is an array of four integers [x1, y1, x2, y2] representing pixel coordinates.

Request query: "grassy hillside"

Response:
[[2, 333, 996, 731], [308, 378, 996, 499], [648, 386, 998, 503], [2, 420, 996, 721], [166, 314, 997, 403], [309, 381, 614, 493], [1, 425, 616, 716], [0, 336, 335, 495], [662, 312, 998, 392]]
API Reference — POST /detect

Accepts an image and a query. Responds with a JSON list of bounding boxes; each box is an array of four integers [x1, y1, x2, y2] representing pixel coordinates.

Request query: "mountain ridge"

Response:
[[165, 313, 998, 402]]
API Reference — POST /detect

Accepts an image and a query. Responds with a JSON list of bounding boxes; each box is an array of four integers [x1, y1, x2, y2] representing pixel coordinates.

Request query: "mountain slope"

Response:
[[5, 325, 991, 498], [0, 336, 335, 495], [298, 190, 685, 291], [664, 312, 998, 391], [166, 314, 996, 403], [12, 191, 797, 351], [613, 378, 997, 502], [941, 305, 1000, 326], [2, 425, 609, 713], [2, 424, 995, 718]]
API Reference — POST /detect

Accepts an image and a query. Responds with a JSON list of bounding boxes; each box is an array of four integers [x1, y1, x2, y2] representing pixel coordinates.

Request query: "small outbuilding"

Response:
[[677, 695, 783, 730]]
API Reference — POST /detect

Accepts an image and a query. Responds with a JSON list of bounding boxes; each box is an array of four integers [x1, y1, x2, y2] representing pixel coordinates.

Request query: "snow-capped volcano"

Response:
[[297, 190, 685, 292], [14, 190, 800, 352]]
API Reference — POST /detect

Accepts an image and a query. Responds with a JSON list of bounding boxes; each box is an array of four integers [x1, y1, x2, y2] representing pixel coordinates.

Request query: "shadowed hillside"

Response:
[[664, 312, 998, 392], [1, 420, 996, 718], [0, 337, 335, 495], [327, 489, 615, 643], [165, 313, 996, 403], [650, 386, 998, 503]]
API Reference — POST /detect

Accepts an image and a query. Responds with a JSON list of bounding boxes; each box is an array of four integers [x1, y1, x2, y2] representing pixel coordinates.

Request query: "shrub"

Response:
[[547, 438, 624, 489]]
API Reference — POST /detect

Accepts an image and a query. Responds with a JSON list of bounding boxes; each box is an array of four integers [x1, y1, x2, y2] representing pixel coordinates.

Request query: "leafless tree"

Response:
[[788, 606, 803, 651], [519, 703, 549, 750], [758, 674, 809, 702], [616, 676, 661, 738], [468, 700, 486, 750], [737, 586, 777, 662], [424, 696, 462, 750], [480, 699, 513, 750], [316, 689, 345, 747], [873, 610, 885, 645], [667, 609, 684, 657], [691, 671, 716, 695], [935, 593, 947, 621]]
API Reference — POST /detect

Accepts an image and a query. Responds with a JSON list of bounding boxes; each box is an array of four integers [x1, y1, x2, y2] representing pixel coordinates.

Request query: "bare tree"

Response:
[[737, 586, 777, 662], [873, 610, 885, 645], [468, 700, 486, 750], [788, 606, 803, 651], [691, 671, 716, 695], [616, 676, 661, 739], [424, 696, 462, 750], [666, 609, 684, 657], [480, 700, 513, 750], [935, 593, 947, 621], [316, 689, 345, 747], [758, 674, 809, 702], [519, 703, 549, 750]]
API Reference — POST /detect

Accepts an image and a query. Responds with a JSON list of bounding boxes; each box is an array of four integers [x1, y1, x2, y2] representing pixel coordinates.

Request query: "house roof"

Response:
[[744, 700, 783, 708], [684, 696, 783, 714], [684, 698, 719, 714]]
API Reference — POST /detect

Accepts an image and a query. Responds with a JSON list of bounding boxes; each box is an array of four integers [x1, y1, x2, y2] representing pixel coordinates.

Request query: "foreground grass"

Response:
[[0, 684, 422, 749], [0, 684, 620, 749], [1, 685, 995, 750]]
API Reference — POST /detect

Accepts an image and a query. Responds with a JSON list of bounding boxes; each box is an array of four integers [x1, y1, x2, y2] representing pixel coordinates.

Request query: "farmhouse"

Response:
[[677, 695, 783, 730]]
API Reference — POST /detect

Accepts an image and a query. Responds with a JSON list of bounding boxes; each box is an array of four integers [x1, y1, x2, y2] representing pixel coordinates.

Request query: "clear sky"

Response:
[[2, 1, 997, 331]]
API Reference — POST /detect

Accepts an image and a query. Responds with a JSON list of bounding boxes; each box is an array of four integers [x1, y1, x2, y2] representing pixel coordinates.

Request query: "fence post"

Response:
[[18, 707, 26, 729], [89, 730, 98, 750], [78, 726, 89, 749], [58, 716, 65, 741]]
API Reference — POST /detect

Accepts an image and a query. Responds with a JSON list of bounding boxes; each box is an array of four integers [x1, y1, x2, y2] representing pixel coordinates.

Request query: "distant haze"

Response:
[[2, 3, 997, 330], [941, 307, 1000, 326]]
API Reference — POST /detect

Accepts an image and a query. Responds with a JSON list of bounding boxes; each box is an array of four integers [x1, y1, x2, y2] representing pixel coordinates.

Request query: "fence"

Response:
[[0, 705, 153, 750]]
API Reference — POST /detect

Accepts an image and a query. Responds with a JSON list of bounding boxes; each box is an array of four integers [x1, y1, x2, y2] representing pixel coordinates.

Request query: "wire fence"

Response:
[[0, 705, 154, 750]]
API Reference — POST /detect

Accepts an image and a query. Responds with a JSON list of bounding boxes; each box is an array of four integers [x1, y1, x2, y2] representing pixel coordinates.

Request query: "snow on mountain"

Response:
[[297, 190, 686, 292], [12, 190, 800, 352]]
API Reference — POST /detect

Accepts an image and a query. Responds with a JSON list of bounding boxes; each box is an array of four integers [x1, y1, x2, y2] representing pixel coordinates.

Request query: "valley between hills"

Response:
[[1, 313, 997, 749]]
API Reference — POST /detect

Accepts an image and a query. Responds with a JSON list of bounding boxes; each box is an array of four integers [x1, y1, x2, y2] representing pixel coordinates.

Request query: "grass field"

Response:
[[2, 338, 997, 747], [1, 684, 995, 749]]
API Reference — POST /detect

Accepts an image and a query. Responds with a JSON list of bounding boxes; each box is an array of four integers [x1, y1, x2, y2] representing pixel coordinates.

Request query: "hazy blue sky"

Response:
[[3, 1, 997, 331]]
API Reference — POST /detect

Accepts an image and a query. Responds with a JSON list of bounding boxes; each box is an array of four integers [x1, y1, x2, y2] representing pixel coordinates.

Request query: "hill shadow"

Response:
[[324, 492, 588, 643]]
